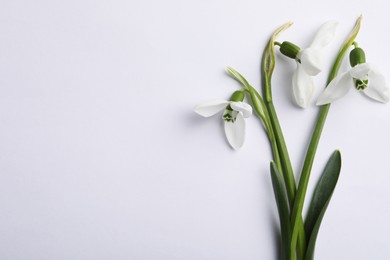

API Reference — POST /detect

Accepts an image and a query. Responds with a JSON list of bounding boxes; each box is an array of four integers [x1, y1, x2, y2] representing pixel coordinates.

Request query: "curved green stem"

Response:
[[290, 16, 362, 260]]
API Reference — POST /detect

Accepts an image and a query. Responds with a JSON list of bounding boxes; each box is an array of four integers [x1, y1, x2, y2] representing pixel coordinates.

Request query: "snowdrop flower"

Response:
[[194, 91, 252, 150], [317, 47, 390, 105], [279, 21, 338, 108]]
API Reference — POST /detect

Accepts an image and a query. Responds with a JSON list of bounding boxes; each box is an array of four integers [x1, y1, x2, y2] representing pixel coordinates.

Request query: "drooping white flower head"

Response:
[[316, 63, 390, 105], [317, 46, 390, 105], [194, 98, 252, 150], [292, 21, 338, 108]]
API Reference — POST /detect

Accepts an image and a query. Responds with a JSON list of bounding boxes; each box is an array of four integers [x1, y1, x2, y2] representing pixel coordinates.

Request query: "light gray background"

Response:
[[0, 0, 389, 259]]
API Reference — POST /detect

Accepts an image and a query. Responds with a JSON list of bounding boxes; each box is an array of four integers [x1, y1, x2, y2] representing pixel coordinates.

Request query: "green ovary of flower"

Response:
[[355, 78, 368, 90]]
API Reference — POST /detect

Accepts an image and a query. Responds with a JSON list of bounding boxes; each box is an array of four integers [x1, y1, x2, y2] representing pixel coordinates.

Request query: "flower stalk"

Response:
[[195, 15, 384, 260], [289, 16, 362, 260], [261, 22, 307, 260]]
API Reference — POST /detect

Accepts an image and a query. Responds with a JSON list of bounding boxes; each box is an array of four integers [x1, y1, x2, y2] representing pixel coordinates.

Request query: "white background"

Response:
[[0, 0, 389, 259]]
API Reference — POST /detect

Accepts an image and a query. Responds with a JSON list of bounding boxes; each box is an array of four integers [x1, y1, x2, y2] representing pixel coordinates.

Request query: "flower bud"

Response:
[[226, 90, 245, 111], [349, 47, 366, 67], [230, 90, 245, 102], [279, 41, 301, 60]]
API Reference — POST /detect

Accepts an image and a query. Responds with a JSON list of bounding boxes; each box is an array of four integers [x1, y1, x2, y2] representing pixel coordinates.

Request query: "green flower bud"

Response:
[[279, 41, 301, 60], [226, 90, 245, 111], [230, 90, 245, 102], [349, 47, 366, 67]]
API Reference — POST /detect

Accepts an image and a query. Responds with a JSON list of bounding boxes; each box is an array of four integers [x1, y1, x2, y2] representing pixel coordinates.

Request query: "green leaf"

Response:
[[270, 162, 291, 260], [304, 150, 342, 260]]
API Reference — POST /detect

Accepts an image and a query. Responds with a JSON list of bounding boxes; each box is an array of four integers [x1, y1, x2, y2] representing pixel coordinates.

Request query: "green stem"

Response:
[[249, 86, 300, 260], [261, 21, 306, 260], [266, 103, 296, 204], [269, 122, 283, 173], [246, 87, 283, 172], [261, 22, 298, 205], [266, 102, 307, 260], [290, 16, 362, 260], [274, 41, 282, 47]]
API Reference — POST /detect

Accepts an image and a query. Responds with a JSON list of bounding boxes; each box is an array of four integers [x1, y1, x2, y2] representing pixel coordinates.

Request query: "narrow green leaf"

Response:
[[304, 150, 342, 260], [270, 162, 291, 260]]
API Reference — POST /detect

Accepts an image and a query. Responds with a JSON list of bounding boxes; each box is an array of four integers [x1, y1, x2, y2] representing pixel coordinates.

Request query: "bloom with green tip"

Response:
[[316, 63, 390, 105], [194, 99, 252, 150]]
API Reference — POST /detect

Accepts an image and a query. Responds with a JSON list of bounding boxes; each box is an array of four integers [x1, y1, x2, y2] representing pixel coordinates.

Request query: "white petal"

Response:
[[224, 113, 245, 150], [299, 48, 322, 76], [309, 21, 338, 50], [349, 63, 371, 79], [230, 101, 252, 118], [363, 68, 390, 103], [194, 99, 229, 117], [292, 63, 315, 108], [316, 72, 352, 105]]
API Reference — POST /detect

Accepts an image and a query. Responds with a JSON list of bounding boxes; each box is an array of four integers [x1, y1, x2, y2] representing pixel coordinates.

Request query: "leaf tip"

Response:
[[226, 66, 234, 75]]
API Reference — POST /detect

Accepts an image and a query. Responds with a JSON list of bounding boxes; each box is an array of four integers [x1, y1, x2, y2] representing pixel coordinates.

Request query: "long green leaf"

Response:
[[270, 161, 291, 260], [304, 150, 342, 260]]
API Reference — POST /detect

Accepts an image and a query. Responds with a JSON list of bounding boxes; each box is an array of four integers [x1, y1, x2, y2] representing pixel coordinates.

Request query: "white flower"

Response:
[[194, 99, 252, 150], [316, 63, 390, 105], [293, 21, 338, 108]]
